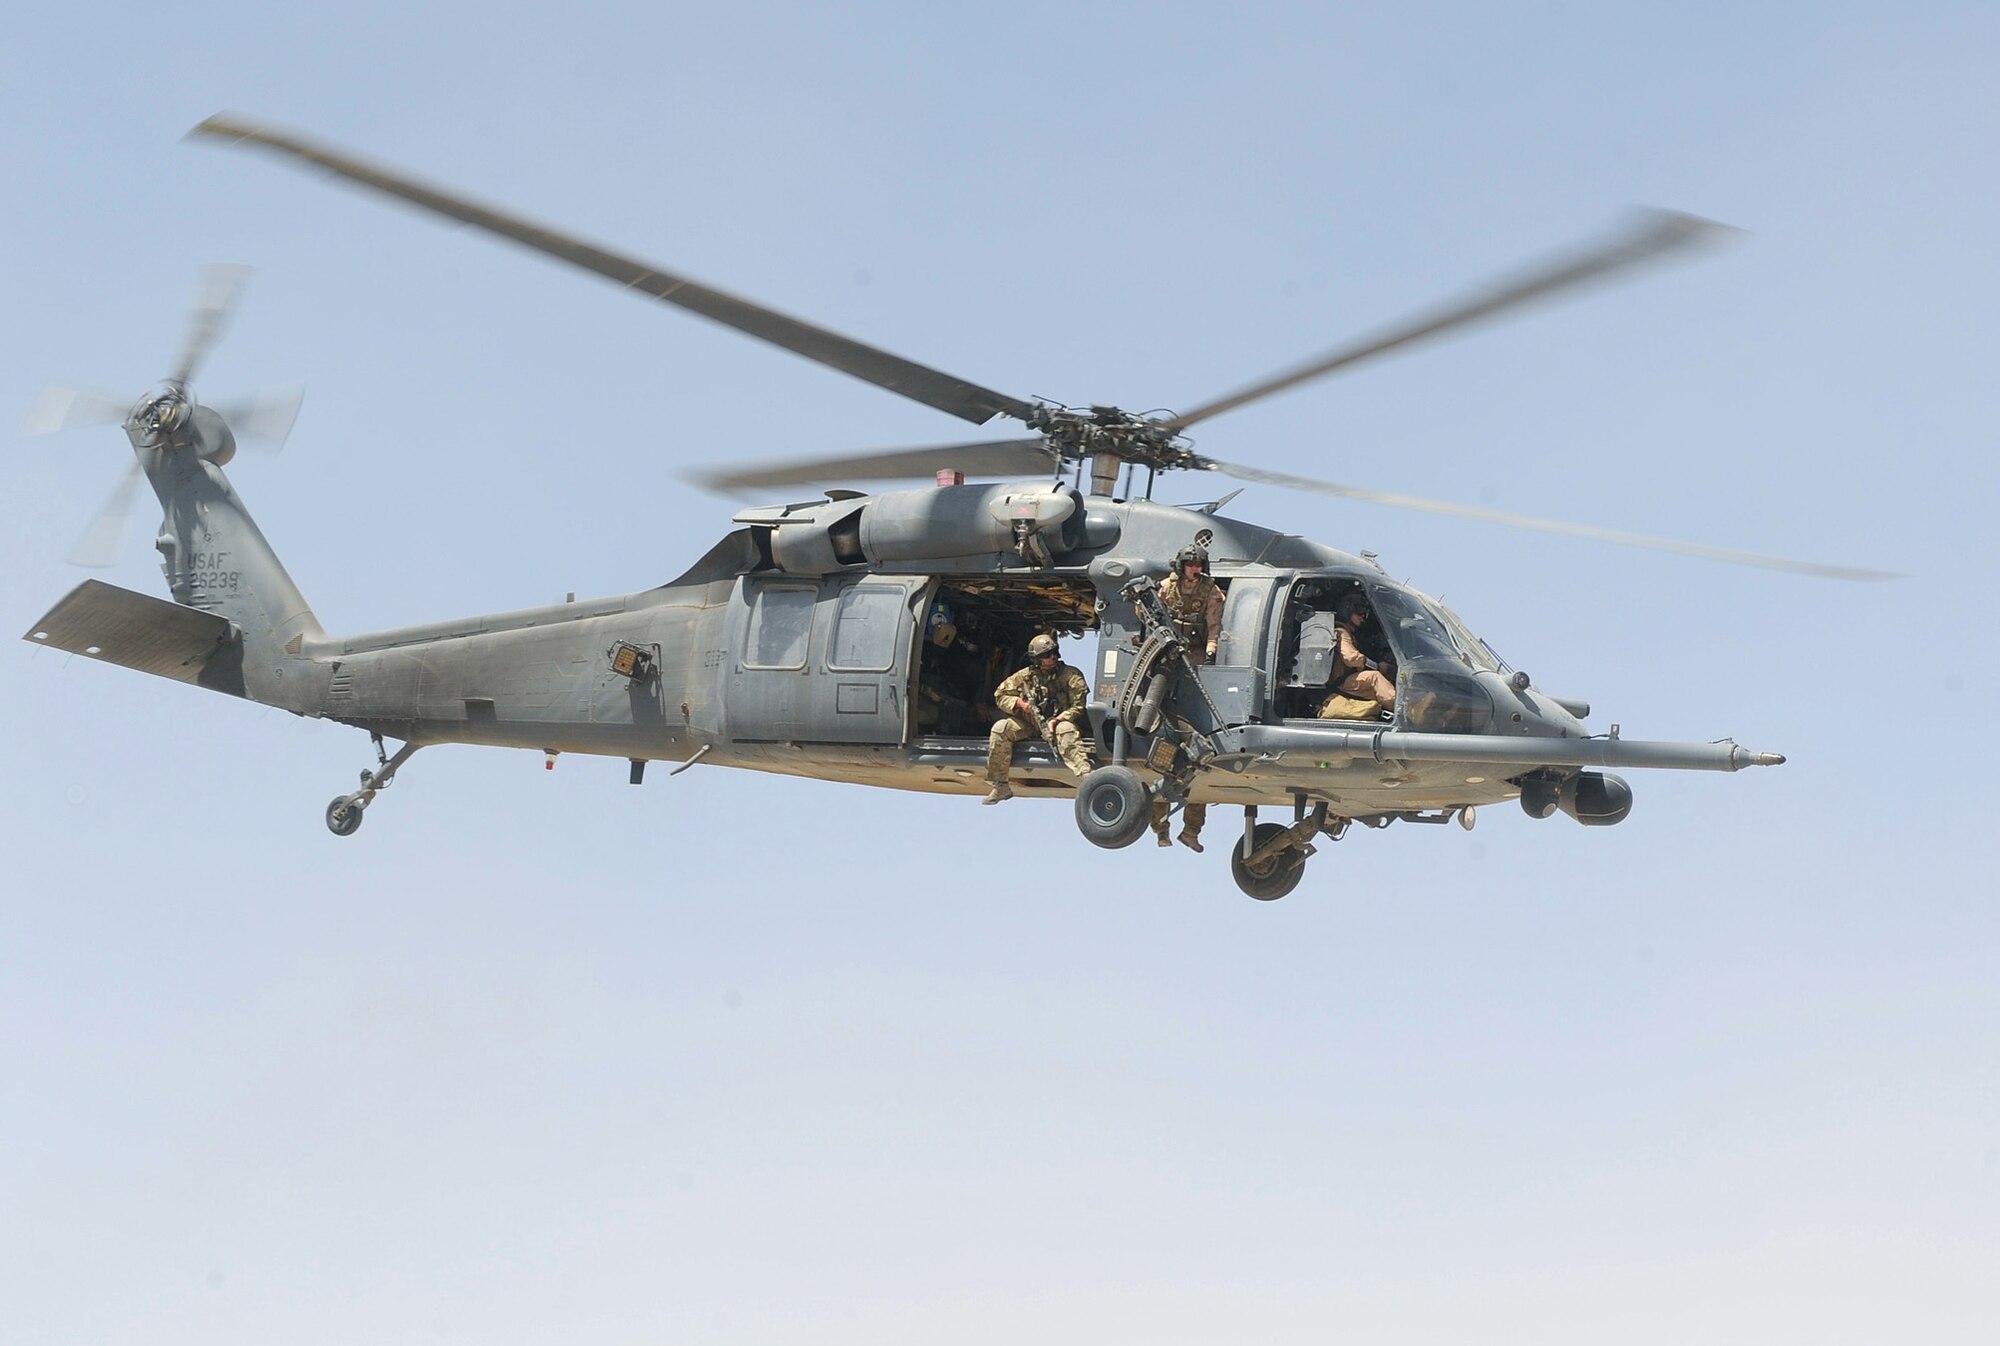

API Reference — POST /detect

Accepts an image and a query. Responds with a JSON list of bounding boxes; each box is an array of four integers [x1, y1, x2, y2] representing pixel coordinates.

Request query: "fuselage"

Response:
[[263, 483, 1761, 819], [29, 441, 1781, 838]]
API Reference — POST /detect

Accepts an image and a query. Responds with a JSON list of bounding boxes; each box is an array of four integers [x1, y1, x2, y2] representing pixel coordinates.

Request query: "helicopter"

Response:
[[23, 115, 1885, 900]]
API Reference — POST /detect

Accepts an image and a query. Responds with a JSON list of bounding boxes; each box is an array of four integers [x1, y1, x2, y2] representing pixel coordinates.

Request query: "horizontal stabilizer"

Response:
[[23, 580, 246, 696]]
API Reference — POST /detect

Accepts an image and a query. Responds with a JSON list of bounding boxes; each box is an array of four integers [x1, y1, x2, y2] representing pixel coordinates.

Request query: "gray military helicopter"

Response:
[[25, 115, 1884, 899]]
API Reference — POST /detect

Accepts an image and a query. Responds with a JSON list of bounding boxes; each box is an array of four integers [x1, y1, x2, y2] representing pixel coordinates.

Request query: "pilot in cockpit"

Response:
[[1326, 592, 1397, 717]]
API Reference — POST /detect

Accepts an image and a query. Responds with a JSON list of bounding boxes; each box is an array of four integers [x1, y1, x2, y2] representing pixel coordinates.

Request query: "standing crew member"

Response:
[[1158, 544, 1225, 662], [1151, 543, 1226, 850], [983, 634, 1093, 804]]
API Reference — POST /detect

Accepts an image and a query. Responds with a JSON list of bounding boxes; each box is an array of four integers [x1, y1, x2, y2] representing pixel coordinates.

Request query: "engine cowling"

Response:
[[737, 481, 1110, 575]]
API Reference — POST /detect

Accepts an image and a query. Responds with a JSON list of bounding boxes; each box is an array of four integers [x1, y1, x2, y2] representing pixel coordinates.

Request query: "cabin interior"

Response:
[[913, 577, 1100, 738]]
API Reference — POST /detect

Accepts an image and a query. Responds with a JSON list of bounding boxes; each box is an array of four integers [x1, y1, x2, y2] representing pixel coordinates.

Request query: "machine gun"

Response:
[[1115, 574, 1224, 808]]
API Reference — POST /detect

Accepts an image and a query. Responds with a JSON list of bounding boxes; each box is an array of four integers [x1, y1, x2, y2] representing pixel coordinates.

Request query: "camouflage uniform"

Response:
[[1151, 790, 1208, 850], [1151, 567, 1224, 848], [986, 659, 1094, 783], [1158, 570, 1226, 662]]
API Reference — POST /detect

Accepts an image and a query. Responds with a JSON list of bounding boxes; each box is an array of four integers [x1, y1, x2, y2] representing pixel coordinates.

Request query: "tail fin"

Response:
[[23, 422, 319, 711], [137, 399, 324, 707], [30, 270, 326, 710]]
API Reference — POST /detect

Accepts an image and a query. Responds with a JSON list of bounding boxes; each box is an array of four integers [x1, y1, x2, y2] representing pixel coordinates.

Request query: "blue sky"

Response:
[[4, 4, 1995, 1342]]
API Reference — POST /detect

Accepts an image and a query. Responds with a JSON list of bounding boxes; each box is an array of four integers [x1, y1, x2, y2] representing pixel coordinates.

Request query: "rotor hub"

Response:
[[1023, 402, 1192, 472], [129, 385, 193, 440]]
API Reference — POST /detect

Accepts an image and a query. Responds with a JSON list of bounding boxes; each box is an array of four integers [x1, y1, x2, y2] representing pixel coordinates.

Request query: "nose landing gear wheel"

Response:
[[326, 796, 364, 836], [1232, 822, 1306, 900]]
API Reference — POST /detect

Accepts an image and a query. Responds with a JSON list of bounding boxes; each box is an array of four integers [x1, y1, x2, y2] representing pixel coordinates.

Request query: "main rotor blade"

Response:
[[1193, 455, 1899, 581], [192, 114, 1034, 428], [171, 263, 252, 388], [67, 458, 145, 568], [1166, 210, 1734, 431], [689, 437, 1056, 494]]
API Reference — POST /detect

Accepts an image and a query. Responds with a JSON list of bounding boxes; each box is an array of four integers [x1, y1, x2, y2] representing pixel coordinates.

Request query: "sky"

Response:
[[3, 3, 1996, 1343]]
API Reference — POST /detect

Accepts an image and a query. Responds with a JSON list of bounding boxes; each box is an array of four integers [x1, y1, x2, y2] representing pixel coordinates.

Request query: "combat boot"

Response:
[[1176, 828, 1205, 853], [982, 782, 1014, 805]]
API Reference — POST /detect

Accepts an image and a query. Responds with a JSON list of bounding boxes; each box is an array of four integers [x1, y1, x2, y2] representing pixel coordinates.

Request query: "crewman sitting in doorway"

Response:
[[982, 633, 1094, 804]]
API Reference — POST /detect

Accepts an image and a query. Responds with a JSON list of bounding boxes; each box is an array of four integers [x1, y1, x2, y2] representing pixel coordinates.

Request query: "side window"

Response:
[[745, 585, 815, 669], [828, 584, 903, 672]]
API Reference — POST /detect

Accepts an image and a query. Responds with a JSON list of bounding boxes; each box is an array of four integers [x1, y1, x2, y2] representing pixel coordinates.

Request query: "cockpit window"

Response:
[[1370, 582, 1514, 675], [1434, 603, 1511, 674], [1414, 593, 1510, 674], [1368, 585, 1458, 664]]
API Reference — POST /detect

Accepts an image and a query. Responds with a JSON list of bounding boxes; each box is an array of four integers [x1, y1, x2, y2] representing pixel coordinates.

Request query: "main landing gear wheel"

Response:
[[325, 796, 364, 836], [1073, 766, 1152, 850], [1232, 822, 1307, 901]]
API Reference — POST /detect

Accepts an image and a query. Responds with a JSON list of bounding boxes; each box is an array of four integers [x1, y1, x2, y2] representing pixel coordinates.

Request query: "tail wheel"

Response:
[[325, 796, 364, 837], [1231, 822, 1306, 900]]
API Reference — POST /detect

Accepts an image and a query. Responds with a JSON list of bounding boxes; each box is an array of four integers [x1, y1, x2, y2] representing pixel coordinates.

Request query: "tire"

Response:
[[1231, 822, 1306, 900], [325, 796, 364, 837], [1073, 766, 1151, 850]]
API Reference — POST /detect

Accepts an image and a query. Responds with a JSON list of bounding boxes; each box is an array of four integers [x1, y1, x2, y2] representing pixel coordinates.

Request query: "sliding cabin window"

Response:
[[827, 584, 903, 673], [744, 585, 816, 670]]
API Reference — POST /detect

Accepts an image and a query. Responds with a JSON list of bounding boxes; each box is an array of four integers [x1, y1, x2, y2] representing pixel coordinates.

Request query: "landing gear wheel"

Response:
[[325, 737, 421, 837], [1073, 766, 1152, 850], [325, 796, 364, 837], [1232, 822, 1306, 900]]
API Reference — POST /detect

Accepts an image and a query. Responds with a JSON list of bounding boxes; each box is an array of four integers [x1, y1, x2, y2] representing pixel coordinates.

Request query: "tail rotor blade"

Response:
[[170, 263, 252, 387], [213, 382, 305, 450], [24, 384, 133, 435], [66, 459, 146, 568]]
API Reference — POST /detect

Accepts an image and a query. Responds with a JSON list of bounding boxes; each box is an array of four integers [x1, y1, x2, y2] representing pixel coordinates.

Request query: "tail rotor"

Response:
[[25, 266, 304, 567]]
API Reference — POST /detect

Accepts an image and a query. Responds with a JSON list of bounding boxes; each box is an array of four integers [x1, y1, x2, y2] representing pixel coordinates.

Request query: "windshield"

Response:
[[1427, 595, 1511, 674], [1367, 584, 1459, 664], [1372, 582, 1512, 674]]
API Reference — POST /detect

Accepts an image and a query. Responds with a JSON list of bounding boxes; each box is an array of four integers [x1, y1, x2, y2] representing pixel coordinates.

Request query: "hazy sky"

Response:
[[4, 4, 1995, 1343]]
